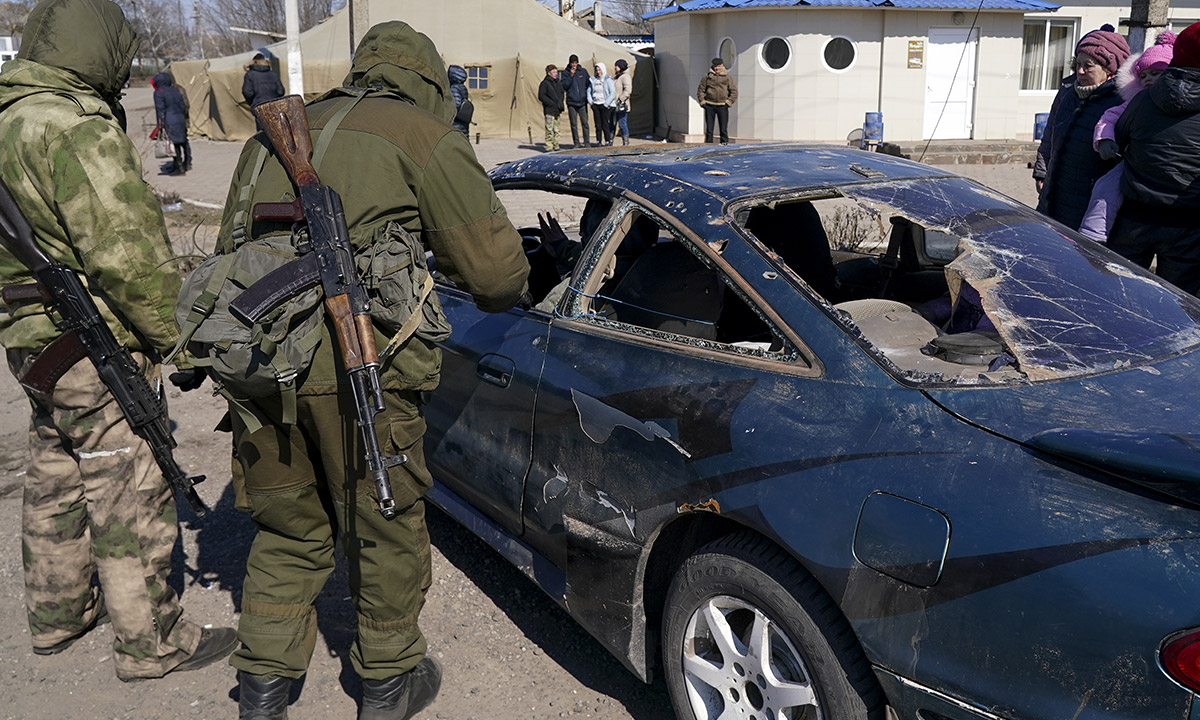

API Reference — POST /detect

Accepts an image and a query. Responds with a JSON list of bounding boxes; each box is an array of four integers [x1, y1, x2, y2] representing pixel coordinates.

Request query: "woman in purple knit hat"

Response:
[[1032, 25, 1130, 229]]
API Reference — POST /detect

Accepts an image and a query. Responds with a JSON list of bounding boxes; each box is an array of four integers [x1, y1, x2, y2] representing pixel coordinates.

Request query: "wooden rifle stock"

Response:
[[253, 96, 319, 188]]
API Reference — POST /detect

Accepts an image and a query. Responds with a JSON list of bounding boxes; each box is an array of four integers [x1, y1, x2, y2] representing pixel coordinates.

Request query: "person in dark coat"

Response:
[[538, 64, 565, 151], [1032, 26, 1129, 229], [560, 54, 590, 147], [1108, 21, 1200, 295], [152, 71, 190, 174], [242, 53, 284, 130], [447, 64, 471, 137]]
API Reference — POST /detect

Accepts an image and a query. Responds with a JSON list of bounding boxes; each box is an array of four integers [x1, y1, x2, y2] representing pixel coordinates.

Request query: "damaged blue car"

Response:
[[422, 144, 1200, 720]]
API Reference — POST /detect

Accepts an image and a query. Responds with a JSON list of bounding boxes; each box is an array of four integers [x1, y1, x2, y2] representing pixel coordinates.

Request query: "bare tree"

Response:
[[199, 0, 333, 57], [535, 0, 674, 32], [115, 0, 190, 69], [0, 0, 33, 37]]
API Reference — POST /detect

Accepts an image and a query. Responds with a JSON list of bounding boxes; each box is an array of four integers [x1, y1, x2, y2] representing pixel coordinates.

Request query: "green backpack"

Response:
[[166, 89, 451, 428]]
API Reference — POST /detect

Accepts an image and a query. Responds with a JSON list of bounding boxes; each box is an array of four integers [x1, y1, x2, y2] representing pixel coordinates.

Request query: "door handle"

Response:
[[476, 353, 515, 388]]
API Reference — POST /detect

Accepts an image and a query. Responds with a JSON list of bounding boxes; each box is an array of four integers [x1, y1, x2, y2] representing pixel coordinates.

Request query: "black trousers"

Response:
[[567, 105, 590, 147], [591, 104, 613, 145], [704, 105, 730, 144], [1108, 205, 1200, 297]]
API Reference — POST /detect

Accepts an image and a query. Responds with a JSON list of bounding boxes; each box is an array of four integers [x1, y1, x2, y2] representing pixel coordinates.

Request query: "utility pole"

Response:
[[1126, 0, 1170, 53], [194, 5, 203, 59], [349, 0, 369, 55], [284, 0, 304, 96]]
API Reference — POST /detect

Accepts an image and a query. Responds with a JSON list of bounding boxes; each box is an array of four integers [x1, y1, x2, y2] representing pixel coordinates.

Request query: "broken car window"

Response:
[[739, 179, 1200, 385]]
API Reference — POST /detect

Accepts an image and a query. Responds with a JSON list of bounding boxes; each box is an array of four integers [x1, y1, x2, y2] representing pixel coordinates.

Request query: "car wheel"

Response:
[[662, 532, 884, 720]]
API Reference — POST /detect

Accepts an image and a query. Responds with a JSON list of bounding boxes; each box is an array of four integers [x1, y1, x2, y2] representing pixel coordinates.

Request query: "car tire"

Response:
[[662, 532, 885, 720]]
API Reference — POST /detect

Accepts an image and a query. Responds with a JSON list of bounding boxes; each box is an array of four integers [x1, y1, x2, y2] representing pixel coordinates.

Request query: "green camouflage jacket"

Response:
[[217, 20, 529, 395], [0, 0, 183, 356]]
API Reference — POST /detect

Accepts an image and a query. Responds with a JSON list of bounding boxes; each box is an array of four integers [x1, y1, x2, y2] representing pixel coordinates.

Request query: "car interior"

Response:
[[738, 196, 1022, 382], [454, 187, 1021, 382]]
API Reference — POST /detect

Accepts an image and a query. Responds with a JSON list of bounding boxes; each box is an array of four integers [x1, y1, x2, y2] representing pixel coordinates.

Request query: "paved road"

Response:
[[124, 87, 1041, 219]]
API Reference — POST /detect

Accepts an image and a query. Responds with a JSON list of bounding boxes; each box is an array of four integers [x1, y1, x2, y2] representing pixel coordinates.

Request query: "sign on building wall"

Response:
[[908, 40, 924, 69]]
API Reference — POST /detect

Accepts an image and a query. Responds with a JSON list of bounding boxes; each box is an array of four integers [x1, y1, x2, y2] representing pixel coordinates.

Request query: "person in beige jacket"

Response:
[[613, 58, 633, 145], [697, 57, 737, 143]]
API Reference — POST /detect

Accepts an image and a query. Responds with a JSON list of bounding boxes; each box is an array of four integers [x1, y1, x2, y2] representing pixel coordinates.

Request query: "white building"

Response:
[[646, 0, 1200, 143], [0, 36, 19, 65]]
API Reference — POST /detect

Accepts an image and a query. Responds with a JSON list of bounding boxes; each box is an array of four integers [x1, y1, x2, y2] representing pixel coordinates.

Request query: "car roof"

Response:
[[489, 143, 958, 202]]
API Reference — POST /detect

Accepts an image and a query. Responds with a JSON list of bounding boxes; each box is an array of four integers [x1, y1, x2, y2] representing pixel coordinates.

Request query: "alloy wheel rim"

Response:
[[680, 594, 819, 720]]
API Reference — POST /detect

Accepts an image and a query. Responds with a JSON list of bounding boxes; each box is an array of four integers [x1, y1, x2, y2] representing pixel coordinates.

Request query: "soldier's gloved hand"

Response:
[[168, 368, 207, 392], [538, 212, 570, 259], [1096, 139, 1121, 161]]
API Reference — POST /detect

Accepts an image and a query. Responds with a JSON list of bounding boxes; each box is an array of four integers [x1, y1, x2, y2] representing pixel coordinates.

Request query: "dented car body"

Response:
[[422, 144, 1200, 720]]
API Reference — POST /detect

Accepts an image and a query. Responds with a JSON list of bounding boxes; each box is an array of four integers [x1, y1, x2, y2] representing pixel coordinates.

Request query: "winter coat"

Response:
[[561, 64, 590, 108], [1093, 49, 1155, 148], [697, 67, 737, 106], [217, 21, 528, 395], [447, 64, 470, 135], [1116, 66, 1200, 209], [242, 63, 284, 109], [587, 64, 615, 108], [539, 74, 565, 116], [0, 1, 184, 356], [614, 69, 632, 113], [152, 72, 188, 144], [1033, 77, 1123, 229]]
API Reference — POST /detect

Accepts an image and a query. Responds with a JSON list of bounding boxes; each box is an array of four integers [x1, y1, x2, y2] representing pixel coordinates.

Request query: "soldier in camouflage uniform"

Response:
[[217, 21, 529, 720], [0, 0, 237, 680]]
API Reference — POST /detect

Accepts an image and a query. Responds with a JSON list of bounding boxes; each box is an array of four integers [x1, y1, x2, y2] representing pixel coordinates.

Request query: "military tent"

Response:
[[170, 0, 654, 143]]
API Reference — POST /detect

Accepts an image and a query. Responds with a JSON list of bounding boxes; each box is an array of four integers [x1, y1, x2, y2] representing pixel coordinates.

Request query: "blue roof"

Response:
[[644, 0, 1059, 17]]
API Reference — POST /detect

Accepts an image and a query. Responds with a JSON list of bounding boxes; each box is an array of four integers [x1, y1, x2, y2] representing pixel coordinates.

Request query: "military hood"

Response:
[[1150, 66, 1200, 114], [0, 57, 113, 121], [343, 21, 454, 123], [17, 0, 137, 103]]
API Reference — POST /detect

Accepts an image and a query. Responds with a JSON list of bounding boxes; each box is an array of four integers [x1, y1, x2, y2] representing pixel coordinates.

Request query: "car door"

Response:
[[423, 288, 549, 536], [519, 197, 819, 568]]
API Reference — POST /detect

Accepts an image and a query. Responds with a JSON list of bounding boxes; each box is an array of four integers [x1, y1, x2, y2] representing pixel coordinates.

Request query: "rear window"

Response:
[[738, 177, 1200, 384]]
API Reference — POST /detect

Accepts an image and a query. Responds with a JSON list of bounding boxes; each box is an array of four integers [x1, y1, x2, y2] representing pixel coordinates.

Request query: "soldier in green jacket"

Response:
[[0, 0, 236, 681], [216, 21, 529, 720]]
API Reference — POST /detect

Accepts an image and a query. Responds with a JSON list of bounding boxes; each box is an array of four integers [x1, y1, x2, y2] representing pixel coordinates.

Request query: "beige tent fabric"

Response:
[[170, 0, 653, 142]]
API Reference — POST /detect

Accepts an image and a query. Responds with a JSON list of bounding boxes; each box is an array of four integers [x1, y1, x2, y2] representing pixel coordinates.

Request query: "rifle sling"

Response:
[[19, 331, 89, 398]]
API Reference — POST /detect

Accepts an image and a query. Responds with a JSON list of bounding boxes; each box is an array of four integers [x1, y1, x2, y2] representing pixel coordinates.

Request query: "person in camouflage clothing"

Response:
[[217, 20, 529, 720], [0, 0, 236, 681]]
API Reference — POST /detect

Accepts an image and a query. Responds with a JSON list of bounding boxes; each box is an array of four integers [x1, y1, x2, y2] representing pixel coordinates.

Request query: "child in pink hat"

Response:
[[1078, 31, 1177, 241]]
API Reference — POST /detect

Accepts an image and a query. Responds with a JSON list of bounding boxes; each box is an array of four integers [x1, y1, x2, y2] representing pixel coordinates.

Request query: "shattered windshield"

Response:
[[840, 178, 1200, 382]]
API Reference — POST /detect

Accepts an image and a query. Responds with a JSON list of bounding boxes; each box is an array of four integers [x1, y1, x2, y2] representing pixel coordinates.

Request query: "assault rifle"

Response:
[[0, 179, 208, 516], [239, 94, 406, 520]]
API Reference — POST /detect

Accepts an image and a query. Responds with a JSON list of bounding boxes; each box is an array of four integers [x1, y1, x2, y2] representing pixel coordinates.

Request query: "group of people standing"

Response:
[[1035, 22, 1200, 295], [539, 53, 632, 150], [0, 2, 529, 720]]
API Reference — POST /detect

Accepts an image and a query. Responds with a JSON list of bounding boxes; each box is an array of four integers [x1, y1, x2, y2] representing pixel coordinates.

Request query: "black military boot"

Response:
[[239, 672, 292, 720], [359, 657, 442, 720]]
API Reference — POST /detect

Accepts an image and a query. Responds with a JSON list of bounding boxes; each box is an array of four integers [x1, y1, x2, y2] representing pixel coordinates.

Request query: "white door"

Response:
[[924, 27, 978, 139]]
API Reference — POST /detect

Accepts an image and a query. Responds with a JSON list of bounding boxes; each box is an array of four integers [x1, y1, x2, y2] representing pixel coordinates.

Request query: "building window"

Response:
[[1021, 19, 1077, 90], [1169, 19, 1199, 32], [719, 37, 736, 70], [822, 36, 857, 72], [466, 65, 490, 91], [761, 37, 791, 71]]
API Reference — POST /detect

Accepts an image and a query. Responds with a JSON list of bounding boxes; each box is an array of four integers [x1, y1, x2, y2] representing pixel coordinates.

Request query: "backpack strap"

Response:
[[163, 253, 237, 367], [229, 144, 271, 247], [380, 272, 434, 362]]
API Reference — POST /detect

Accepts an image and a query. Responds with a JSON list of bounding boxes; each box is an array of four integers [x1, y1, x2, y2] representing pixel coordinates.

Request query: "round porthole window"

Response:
[[823, 36, 856, 72], [719, 37, 736, 69], [761, 37, 791, 71]]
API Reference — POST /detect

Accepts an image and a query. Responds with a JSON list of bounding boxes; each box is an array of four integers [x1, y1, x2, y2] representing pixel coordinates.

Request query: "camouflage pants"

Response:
[[7, 348, 202, 679], [229, 389, 432, 681]]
